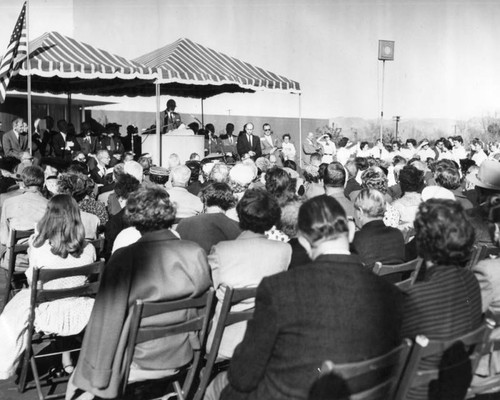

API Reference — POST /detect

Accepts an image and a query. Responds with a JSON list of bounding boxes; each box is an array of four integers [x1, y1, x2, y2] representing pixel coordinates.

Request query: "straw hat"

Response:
[[467, 160, 500, 191]]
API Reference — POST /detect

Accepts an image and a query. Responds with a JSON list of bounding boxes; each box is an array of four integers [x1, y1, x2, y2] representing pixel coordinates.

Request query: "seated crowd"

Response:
[[1, 118, 500, 400]]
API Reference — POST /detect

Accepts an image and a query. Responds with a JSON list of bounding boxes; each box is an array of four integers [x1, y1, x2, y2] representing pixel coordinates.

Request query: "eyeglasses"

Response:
[[264, 129, 271, 132]]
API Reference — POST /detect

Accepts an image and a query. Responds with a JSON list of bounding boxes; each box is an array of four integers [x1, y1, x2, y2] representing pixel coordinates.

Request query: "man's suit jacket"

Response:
[[302, 138, 322, 160], [90, 166, 113, 186], [351, 220, 405, 267], [163, 111, 182, 133], [221, 254, 403, 400], [402, 265, 482, 400], [260, 135, 278, 156], [98, 136, 124, 156], [2, 130, 28, 159], [236, 133, 262, 159], [51, 132, 80, 160], [205, 137, 223, 154], [71, 229, 212, 399], [220, 136, 238, 158], [76, 135, 99, 155]]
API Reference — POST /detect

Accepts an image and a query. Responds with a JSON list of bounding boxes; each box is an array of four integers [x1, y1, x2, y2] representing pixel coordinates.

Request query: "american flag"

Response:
[[0, 2, 27, 103]]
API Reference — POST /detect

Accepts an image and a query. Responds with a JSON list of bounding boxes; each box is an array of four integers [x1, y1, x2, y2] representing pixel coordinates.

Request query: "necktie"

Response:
[[248, 134, 252, 147]]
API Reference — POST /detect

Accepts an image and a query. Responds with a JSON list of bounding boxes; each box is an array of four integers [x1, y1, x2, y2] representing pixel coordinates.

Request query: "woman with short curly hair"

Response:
[[112, 186, 176, 253], [402, 199, 482, 400], [68, 186, 212, 399], [392, 165, 425, 231]]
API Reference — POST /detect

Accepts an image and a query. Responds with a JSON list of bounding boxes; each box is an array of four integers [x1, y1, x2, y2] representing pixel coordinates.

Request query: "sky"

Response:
[[0, 0, 499, 121]]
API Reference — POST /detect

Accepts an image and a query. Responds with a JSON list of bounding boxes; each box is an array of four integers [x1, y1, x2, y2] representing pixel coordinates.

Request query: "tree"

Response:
[[316, 122, 342, 143]]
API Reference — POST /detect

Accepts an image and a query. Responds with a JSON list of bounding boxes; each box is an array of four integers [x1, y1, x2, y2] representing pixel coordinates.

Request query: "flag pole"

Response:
[[298, 93, 302, 168], [26, 0, 32, 155], [155, 83, 161, 166]]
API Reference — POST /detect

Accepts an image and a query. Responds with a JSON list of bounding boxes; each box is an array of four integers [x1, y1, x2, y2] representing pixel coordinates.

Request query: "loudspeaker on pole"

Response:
[[378, 40, 395, 61]]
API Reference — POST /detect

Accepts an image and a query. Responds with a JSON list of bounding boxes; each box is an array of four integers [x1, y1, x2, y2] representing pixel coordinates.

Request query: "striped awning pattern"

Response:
[[134, 37, 301, 98], [8, 31, 158, 96]]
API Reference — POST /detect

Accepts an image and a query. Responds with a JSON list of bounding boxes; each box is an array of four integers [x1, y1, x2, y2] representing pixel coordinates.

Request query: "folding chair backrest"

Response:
[[193, 285, 258, 400], [19, 260, 105, 399], [317, 339, 412, 400], [122, 288, 215, 398], [31, 261, 105, 305], [465, 244, 500, 270], [373, 258, 423, 289], [466, 313, 500, 397], [3, 228, 34, 307], [395, 319, 494, 399], [478, 245, 500, 263]]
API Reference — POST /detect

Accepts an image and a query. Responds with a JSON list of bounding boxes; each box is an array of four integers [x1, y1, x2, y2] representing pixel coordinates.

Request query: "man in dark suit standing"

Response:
[[236, 122, 262, 160], [51, 119, 80, 161], [210, 195, 403, 400], [2, 117, 28, 159], [163, 98, 182, 133]]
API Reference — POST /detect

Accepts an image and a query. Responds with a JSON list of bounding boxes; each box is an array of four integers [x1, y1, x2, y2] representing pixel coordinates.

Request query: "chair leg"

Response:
[[18, 347, 31, 393], [2, 269, 12, 311], [30, 355, 45, 400], [193, 365, 211, 400], [173, 381, 184, 400]]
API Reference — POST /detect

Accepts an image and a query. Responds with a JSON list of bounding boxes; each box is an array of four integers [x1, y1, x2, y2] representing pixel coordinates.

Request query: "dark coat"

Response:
[[98, 136, 124, 156], [402, 265, 482, 400], [344, 178, 362, 199], [76, 135, 99, 156], [51, 132, 81, 160], [163, 110, 182, 133], [222, 254, 404, 400], [176, 213, 242, 254], [103, 208, 128, 261], [71, 229, 212, 398], [90, 166, 113, 187], [236, 133, 262, 159], [287, 237, 311, 270], [351, 220, 405, 267]]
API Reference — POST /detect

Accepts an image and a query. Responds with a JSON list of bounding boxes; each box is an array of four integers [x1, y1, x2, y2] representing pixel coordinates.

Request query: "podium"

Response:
[[142, 133, 205, 166]]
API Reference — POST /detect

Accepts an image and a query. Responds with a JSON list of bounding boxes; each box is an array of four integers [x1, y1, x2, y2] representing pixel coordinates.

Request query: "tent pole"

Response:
[[26, 0, 32, 155], [201, 98, 204, 128], [155, 83, 161, 166], [67, 93, 72, 125], [298, 93, 302, 168]]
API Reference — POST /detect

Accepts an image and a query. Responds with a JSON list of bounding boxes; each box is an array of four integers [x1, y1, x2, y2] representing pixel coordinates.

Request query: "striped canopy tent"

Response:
[[134, 37, 302, 164], [133, 37, 301, 99], [8, 31, 158, 96]]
